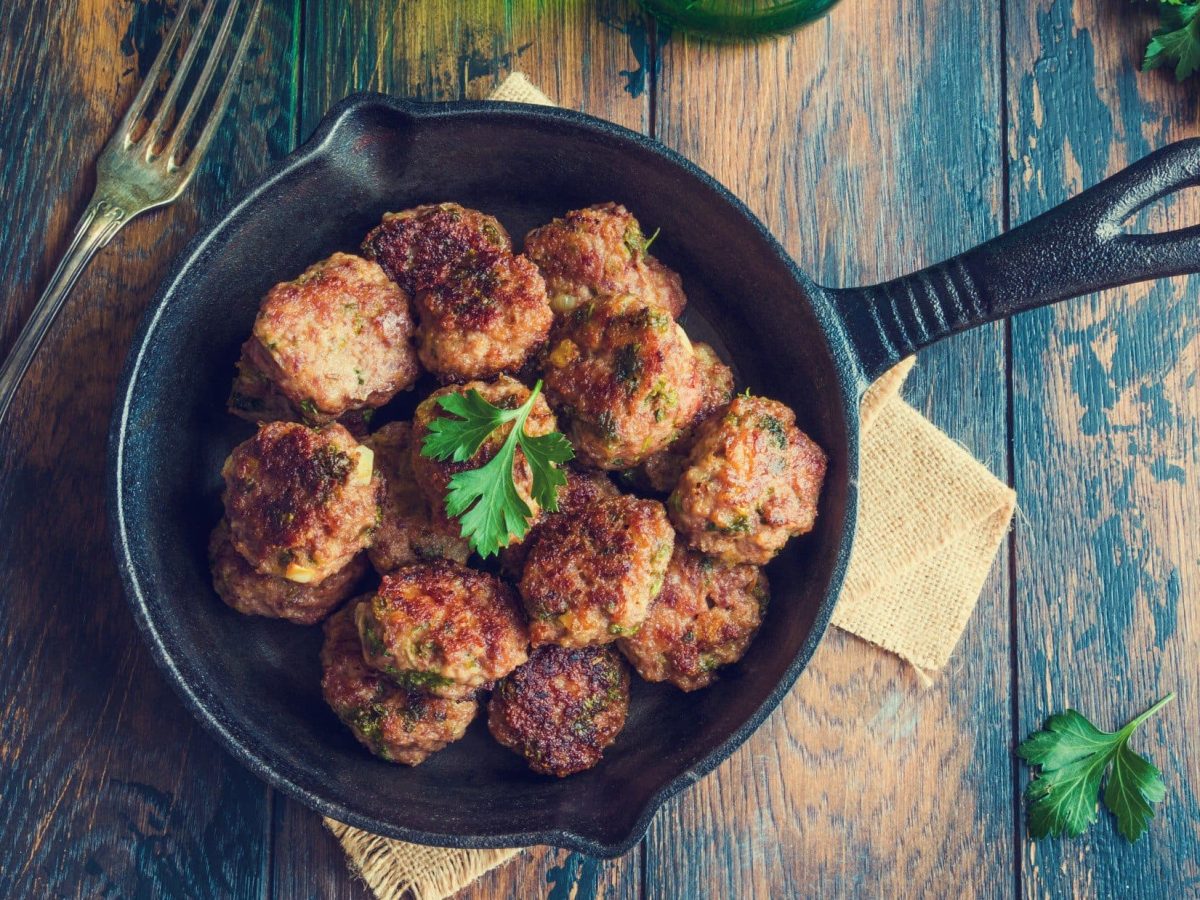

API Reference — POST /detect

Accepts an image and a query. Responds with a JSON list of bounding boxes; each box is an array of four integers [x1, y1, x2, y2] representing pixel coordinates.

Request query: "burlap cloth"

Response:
[[323, 73, 1017, 900]]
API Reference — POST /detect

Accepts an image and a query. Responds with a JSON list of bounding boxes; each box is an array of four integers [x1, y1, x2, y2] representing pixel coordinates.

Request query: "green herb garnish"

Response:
[[420, 379, 574, 557], [1018, 693, 1174, 842], [1135, 1, 1200, 80]]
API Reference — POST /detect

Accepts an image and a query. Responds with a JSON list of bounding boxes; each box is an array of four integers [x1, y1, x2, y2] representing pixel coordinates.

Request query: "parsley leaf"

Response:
[[1136, 1, 1200, 81], [419, 379, 573, 557], [1018, 693, 1174, 842]]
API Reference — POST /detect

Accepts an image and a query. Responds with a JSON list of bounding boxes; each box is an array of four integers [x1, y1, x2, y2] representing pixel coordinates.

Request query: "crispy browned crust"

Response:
[[499, 466, 620, 577], [543, 295, 703, 470], [618, 545, 767, 690], [410, 376, 557, 535], [361, 203, 512, 295], [669, 395, 827, 565], [209, 520, 367, 624], [221, 421, 382, 580], [487, 645, 629, 776], [355, 560, 530, 694], [249, 253, 419, 417], [523, 202, 686, 320], [364, 422, 470, 573], [321, 605, 479, 765], [519, 496, 674, 647]]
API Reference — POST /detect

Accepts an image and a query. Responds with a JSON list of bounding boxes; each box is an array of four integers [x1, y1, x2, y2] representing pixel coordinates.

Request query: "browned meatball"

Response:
[[355, 561, 530, 696], [222, 422, 382, 582], [631, 342, 735, 493], [488, 645, 629, 777], [543, 295, 702, 470], [208, 520, 368, 624], [361, 203, 512, 296], [519, 496, 674, 647], [411, 376, 558, 540], [321, 605, 479, 764], [524, 203, 686, 320], [670, 395, 827, 565], [499, 466, 620, 578], [241, 253, 419, 421], [617, 546, 767, 690], [364, 422, 469, 574], [414, 251, 552, 382]]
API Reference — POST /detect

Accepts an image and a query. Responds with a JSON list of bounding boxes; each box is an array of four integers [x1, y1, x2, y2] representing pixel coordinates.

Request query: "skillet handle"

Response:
[[826, 138, 1200, 387]]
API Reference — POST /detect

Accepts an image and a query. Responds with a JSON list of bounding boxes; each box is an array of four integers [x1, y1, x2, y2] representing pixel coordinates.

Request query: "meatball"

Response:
[[227, 338, 302, 424], [523, 203, 686, 320], [499, 466, 620, 578], [354, 560, 530, 696], [222, 421, 382, 582], [519, 496, 674, 647], [488, 645, 630, 777], [411, 376, 558, 539], [246, 253, 419, 421], [414, 251, 552, 382], [630, 342, 735, 493], [209, 520, 368, 624], [669, 395, 827, 565], [543, 294, 702, 470], [321, 606, 479, 765], [361, 203, 512, 296], [364, 422, 470, 574], [618, 546, 767, 690]]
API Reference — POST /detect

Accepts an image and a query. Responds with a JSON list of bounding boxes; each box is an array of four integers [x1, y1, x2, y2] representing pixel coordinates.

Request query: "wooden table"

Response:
[[2, 1, 1197, 896]]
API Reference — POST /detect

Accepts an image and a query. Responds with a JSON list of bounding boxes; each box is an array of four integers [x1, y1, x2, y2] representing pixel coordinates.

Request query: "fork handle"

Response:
[[0, 195, 128, 425]]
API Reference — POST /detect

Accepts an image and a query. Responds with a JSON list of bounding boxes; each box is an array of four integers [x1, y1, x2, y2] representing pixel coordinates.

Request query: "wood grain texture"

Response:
[[0, 0, 298, 896], [1007, 1, 1200, 896], [648, 2, 1015, 896]]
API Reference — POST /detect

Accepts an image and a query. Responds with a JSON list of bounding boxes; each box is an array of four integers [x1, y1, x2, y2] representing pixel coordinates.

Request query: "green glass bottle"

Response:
[[640, 0, 842, 38]]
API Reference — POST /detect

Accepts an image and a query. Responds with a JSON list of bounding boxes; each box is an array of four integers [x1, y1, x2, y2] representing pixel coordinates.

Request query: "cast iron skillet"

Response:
[[108, 94, 1200, 857]]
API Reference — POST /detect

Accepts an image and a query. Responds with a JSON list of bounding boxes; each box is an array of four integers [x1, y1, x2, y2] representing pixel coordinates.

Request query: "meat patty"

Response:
[[222, 421, 382, 582], [523, 202, 686, 320], [488, 645, 630, 777], [209, 519, 367, 624], [618, 545, 768, 690], [354, 560, 530, 696], [362, 203, 550, 381], [630, 342, 735, 493], [519, 495, 674, 647], [415, 251, 552, 382], [499, 465, 619, 578], [321, 605, 479, 765], [361, 203, 512, 296], [543, 294, 702, 470], [411, 376, 558, 539], [364, 421, 469, 574], [247, 253, 419, 420], [669, 395, 827, 564]]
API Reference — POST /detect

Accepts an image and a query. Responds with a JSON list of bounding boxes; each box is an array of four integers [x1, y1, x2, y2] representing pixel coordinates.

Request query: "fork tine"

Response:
[[165, 0, 264, 172], [143, 0, 221, 157], [115, 0, 196, 144]]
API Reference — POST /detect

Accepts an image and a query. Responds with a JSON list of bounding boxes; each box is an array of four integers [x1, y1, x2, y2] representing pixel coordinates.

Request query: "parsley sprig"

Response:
[[420, 379, 573, 558], [1018, 693, 1174, 842], [1135, 1, 1200, 81]]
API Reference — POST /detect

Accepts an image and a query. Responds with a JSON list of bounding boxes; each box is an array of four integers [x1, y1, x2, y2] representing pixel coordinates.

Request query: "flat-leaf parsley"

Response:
[[1018, 693, 1174, 842], [420, 379, 573, 558], [1134, 1, 1200, 81]]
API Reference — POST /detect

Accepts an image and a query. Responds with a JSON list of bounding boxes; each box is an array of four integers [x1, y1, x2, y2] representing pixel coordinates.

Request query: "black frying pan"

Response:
[[108, 95, 1200, 857]]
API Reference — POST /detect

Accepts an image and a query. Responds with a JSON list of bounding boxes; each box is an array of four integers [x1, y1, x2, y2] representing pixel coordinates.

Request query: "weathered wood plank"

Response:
[[1007, 0, 1200, 894], [647, 3, 1014, 895], [271, 4, 652, 896], [0, 0, 299, 895]]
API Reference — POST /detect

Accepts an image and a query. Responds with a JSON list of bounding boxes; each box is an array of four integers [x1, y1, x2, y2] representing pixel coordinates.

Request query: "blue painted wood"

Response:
[[646, 3, 1015, 895], [0, 0, 298, 896], [1007, 0, 1200, 894]]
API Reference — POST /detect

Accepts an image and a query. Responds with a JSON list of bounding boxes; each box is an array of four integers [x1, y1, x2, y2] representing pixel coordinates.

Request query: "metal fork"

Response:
[[0, 0, 265, 424]]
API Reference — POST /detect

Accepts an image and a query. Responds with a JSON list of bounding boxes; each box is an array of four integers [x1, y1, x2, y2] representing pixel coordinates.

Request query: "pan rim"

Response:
[[106, 92, 863, 857]]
